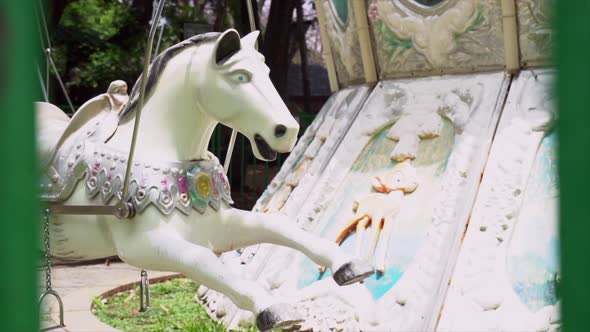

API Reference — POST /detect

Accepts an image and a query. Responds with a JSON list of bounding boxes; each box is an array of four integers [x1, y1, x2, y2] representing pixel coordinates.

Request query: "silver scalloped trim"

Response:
[[40, 136, 233, 216]]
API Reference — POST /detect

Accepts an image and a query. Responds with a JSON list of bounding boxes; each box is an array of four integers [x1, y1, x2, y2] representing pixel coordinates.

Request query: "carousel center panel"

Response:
[[517, 0, 553, 67], [195, 85, 371, 326], [437, 69, 558, 332], [236, 71, 509, 331], [368, 0, 505, 79], [319, 0, 367, 86]]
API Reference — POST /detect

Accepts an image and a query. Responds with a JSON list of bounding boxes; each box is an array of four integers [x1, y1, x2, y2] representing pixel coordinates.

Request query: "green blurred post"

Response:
[[0, 0, 40, 330], [558, 1, 590, 331]]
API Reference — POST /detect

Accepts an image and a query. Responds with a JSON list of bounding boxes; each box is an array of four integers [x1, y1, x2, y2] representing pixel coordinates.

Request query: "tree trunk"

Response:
[[48, 0, 69, 31], [263, 0, 294, 97], [295, 0, 311, 113], [213, 0, 226, 32], [132, 0, 154, 26]]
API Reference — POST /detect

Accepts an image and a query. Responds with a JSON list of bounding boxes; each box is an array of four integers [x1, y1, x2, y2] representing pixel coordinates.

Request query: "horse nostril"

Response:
[[274, 125, 287, 138]]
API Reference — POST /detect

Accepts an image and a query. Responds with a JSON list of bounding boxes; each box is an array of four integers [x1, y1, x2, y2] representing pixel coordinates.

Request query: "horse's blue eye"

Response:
[[231, 71, 251, 83]]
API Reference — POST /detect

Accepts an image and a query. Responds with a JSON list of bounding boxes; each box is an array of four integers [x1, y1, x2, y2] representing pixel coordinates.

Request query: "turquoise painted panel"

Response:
[[330, 0, 348, 25], [507, 131, 559, 311]]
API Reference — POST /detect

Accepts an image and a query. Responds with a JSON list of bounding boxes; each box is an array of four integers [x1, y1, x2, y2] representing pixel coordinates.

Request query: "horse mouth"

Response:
[[254, 134, 277, 161]]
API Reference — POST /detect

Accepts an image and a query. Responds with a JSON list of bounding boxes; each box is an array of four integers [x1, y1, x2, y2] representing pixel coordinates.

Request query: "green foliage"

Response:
[[60, 0, 131, 43], [464, 6, 485, 33], [53, 0, 210, 104], [93, 278, 259, 332], [69, 43, 141, 89]]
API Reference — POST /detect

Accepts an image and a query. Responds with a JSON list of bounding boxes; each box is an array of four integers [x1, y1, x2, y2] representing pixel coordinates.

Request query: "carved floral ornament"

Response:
[[398, 0, 458, 15], [197, 73, 507, 331], [327, 81, 482, 276], [368, 0, 481, 67], [377, 82, 483, 162]]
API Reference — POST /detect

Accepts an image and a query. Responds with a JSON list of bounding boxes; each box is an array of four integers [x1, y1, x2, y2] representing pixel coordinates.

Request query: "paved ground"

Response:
[[39, 259, 172, 332]]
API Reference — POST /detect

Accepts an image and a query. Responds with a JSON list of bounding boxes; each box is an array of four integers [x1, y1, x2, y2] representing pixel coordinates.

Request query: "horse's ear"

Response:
[[214, 29, 241, 65], [241, 30, 260, 49]]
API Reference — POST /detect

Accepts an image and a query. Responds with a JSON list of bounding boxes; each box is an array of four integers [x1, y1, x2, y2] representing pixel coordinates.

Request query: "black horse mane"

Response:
[[118, 32, 221, 122]]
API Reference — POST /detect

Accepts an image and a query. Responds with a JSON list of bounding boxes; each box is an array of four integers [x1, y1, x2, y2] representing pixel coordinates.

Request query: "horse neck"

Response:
[[108, 90, 218, 163], [107, 45, 220, 163]]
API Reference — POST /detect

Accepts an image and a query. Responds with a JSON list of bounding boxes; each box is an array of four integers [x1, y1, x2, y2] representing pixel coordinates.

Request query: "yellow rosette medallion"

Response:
[[191, 172, 212, 207]]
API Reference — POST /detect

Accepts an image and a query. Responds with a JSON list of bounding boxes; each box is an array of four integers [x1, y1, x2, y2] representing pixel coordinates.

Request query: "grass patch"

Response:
[[93, 278, 258, 332]]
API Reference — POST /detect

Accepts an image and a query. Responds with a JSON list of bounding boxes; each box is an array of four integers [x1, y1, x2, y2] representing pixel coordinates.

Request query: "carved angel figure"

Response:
[[335, 161, 418, 273], [375, 0, 480, 67], [383, 83, 482, 162]]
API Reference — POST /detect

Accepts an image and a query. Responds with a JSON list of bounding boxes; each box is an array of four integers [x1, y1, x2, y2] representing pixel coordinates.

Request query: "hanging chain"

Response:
[[43, 208, 52, 291], [39, 209, 66, 329]]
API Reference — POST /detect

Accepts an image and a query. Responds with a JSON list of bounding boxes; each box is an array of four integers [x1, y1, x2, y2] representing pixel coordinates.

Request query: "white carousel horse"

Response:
[[35, 29, 374, 331]]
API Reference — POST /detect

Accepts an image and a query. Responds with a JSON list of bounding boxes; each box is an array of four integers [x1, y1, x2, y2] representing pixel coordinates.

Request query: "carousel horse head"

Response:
[[201, 29, 300, 160], [120, 29, 299, 161]]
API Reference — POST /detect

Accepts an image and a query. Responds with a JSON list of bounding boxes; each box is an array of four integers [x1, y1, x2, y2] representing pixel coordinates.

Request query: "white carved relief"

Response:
[[291, 279, 378, 331], [225, 72, 508, 331], [254, 86, 369, 215], [196, 285, 234, 320], [334, 160, 419, 273], [375, 132, 481, 331], [384, 83, 483, 161], [438, 70, 559, 332], [375, 0, 479, 67], [369, 0, 505, 78]]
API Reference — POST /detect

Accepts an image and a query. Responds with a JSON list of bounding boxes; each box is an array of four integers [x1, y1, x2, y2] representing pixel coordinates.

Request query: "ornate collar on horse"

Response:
[[40, 117, 233, 216]]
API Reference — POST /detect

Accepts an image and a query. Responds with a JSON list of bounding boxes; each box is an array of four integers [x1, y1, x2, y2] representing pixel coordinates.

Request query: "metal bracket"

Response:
[[139, 270, 151, 312], [39, 290, 65, 331], [46, 201, 135, 219]]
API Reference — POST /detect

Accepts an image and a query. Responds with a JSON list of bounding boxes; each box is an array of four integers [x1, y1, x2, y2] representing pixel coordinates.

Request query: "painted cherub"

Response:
[[335, 161, 418, 273], [383, 83, 482, 162]]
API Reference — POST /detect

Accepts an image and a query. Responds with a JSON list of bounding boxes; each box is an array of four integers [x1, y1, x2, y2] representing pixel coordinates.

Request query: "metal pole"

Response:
[[245, 0, 257, 37], [224, 0, 258, 173], [121, 0, 166, 201], [36, 63, 49, 102], [295, 0, 311, 114], [46, 49, 76, 112], [153, 23, 166, 59]]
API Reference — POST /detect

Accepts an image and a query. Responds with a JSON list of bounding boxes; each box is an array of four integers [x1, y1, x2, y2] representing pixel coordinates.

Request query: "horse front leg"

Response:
[[219, 208, 375, 286], [117, 230, 303, 331]]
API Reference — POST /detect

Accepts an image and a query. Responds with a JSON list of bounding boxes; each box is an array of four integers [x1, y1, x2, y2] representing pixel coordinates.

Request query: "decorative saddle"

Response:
[[39, 81, 233, 215]]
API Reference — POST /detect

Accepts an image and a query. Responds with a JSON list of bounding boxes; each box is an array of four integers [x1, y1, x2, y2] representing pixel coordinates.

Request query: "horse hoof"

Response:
[[256, 303, 304, 331], [333, 258, 375, 286]]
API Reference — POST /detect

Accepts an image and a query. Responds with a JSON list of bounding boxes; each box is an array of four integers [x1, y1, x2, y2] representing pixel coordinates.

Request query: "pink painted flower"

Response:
[[368, 3, 379, 23], [178, 176, 188, 194]]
